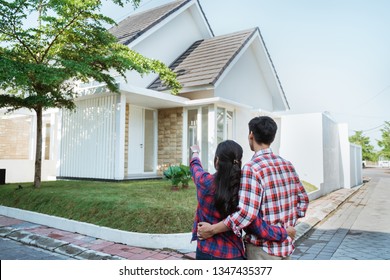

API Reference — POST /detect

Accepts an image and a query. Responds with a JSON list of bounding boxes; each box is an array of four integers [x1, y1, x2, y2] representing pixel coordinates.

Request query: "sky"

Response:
[[104, 0, 390, 149]]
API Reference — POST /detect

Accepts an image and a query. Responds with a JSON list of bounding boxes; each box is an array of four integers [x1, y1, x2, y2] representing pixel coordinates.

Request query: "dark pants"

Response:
[[196, 248, 245, 260]]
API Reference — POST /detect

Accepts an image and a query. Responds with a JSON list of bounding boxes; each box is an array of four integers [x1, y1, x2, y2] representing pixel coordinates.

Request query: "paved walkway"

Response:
[[293, 170, 390, 260], [0, 185, 361, 260]]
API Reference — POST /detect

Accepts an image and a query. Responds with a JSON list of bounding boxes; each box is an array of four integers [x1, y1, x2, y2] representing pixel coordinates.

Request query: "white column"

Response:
[[29, 114, 37, 160], [182, 108, 188, 164], [114, 94, 126, 180]]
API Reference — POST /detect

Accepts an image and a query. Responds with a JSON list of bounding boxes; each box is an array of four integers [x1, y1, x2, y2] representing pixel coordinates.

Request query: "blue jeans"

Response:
[[196, 248, 245, 260]]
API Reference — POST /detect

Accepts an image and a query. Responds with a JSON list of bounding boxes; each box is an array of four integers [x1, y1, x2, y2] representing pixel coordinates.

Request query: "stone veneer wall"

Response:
[[0, 117, 31, 159], [158, 108, 183, 174]]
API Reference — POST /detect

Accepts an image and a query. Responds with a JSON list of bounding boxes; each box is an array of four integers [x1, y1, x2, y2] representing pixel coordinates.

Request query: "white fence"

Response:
[[59, 94, 118, 180]]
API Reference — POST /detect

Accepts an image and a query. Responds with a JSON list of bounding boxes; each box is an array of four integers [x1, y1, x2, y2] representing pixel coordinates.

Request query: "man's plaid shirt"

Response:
[[224, 148, 309, 257], [190, 156, 288, 259]]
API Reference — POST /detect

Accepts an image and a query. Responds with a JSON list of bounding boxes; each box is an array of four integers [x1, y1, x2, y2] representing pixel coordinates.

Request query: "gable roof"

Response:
[[148, 28, 257, 91], [109, 0, 213, 45]]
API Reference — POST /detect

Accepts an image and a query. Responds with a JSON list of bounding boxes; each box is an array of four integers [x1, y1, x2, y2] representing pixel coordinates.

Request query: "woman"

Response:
[[190, 140, 291, 260]]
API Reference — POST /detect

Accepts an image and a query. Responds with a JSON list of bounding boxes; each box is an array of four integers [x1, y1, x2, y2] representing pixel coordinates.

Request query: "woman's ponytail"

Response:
[[214, 140, 243, 218]]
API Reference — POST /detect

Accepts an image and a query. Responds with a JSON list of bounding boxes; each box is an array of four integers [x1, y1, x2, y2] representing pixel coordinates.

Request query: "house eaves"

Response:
[[148, 28, 257, 92], [184, 97, 253, 109], [119, 84, 190, 109], [213, 27, 290, 111], [257, 29, 290, 110], [109, 0, 213, 46]]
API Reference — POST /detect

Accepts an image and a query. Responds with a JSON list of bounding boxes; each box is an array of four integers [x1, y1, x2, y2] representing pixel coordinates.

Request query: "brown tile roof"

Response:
[[109, 0, 192, 45], [148, 28, 258, 91]]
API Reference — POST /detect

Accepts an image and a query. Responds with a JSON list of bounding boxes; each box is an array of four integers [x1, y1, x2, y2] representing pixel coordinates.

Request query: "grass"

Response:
[[0, 179, 317, 234], [302, 180, 318, 193], [0, 180, 197, 234]]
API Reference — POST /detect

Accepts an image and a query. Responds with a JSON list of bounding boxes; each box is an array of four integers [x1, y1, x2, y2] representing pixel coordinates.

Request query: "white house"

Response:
[[1, 0, 362, 198], [58, 0, 289, 180]]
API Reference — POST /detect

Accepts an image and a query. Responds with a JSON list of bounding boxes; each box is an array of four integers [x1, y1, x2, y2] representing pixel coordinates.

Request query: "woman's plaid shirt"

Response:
[[190, 156, 288, 259], [223, 148, 309, 257]]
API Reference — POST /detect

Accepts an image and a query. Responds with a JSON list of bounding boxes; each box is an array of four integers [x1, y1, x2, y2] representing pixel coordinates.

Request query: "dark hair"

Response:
[[248, 116, 277, 145], [214, 140, 243, 218]]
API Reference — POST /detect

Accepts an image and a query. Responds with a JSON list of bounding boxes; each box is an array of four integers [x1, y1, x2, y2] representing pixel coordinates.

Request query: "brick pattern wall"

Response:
[[158, 108, 183, 174], [0, 117, 31, 159]]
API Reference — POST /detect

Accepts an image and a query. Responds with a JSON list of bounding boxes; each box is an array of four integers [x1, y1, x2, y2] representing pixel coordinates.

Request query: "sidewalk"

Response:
[[0, 185, 362, 260]]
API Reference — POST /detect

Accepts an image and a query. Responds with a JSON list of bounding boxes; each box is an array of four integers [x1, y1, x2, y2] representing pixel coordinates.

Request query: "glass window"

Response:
[[187, 109, 198, 149], [227, 110, 233, 140], [217, 107, 225, 144], [217, 107, 234, 145]]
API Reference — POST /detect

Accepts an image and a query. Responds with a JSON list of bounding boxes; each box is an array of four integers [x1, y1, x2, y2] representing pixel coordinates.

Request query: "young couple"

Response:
[[190, 116, 309, 260]]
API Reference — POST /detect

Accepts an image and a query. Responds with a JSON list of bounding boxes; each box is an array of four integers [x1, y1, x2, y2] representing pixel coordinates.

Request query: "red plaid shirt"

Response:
[[190, 156, 288, 259], [224, 148, 309, 257]]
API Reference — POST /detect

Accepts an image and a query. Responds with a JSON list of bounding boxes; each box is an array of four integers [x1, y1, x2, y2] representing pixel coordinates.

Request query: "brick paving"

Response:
[[293, 168, 390, 260], [0, 215, 194, 260]]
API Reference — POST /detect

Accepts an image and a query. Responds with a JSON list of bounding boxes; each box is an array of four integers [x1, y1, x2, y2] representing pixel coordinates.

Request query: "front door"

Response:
[[127, 105, 156, 175]]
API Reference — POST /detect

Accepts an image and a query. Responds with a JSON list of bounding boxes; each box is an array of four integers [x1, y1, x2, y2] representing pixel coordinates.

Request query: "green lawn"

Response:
[[0, 179, 317, 234], [302, 180, 318, 193], [0, 180, 197, 234]]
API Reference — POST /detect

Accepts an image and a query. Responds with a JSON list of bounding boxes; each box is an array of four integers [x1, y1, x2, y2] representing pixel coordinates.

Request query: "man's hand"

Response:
[[286, 226, 296, 240], [197, 222, 214, 240]]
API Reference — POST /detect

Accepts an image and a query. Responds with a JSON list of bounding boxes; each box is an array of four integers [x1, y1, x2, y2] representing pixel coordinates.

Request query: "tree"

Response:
[[349, 130, 376, 161], [378, 121, 390, 160], [0, 0, 181, 188]]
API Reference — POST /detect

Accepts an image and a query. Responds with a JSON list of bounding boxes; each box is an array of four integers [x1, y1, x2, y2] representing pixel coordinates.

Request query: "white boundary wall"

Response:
[[279, 113, 362, 200]]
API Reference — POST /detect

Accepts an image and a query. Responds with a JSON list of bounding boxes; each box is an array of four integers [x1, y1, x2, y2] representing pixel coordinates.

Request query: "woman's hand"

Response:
[[190, 144, 200, 153], [197, 222, 214, 240], [190, 145, 200, 158]]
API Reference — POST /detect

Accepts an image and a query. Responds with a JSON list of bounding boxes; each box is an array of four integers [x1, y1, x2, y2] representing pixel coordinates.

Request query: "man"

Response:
[[198, 116, 309, 260]]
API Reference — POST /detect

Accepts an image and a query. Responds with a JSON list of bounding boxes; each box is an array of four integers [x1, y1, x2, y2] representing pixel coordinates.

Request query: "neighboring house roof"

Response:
[[149, 29, 257, 91], [109, 0, 213, 45]]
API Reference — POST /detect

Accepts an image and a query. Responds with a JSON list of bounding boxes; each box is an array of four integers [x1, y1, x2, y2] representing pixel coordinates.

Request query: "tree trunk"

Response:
[[34, 106, 43, 188]]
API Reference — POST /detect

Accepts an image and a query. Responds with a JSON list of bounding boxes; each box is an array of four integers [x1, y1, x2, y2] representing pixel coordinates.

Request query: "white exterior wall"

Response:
[[60, 94, 120, 180], [0, 160, 56, 183], [215, 45, 274, 111], [322, 114, 344, 195], [279, 113, 361, 200], [125, 9, 208, 88], [271, 116, 282, 155], [0, 110, 59, 183], [279, 113, 324, 192], [234, 107, 254, 163], [350, 144, 363, 187], [338, 123, 351, 188]]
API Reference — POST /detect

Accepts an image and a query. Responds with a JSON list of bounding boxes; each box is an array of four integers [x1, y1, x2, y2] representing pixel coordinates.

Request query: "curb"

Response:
[[0, 226, 122, 260], [0, 205, 196, 252], [294, 184, 363, 242]]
